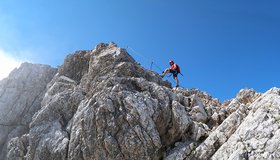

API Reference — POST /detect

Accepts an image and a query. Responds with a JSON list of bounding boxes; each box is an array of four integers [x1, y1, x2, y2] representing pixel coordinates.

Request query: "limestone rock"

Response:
[[224, 88, 261, 113], [7, 134, 29, 160], [186, 104, 249, 159], [212, 88, 280, 160], [2, 43, 279, 160], [18, 43, 174, 160], [0, 63, 56, 160]]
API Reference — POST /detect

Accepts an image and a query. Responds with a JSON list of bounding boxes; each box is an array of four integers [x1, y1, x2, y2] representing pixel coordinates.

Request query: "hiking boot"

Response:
[[175, 85, 179, 88], [161, 71, 165, 78]]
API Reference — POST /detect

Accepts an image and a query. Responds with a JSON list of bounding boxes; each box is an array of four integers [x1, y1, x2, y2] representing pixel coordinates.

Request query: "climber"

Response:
[[161, 60, 180, 88]]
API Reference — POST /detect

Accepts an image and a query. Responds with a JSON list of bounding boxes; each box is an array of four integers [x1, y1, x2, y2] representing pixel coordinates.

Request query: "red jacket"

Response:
[[170, 63, 180, 72]]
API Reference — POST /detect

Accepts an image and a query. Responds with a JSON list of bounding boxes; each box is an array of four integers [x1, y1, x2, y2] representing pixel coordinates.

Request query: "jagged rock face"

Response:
[[0, 63, 56, 160], [3, 43, 280, 160], [223, 88, 262, 114], [212, 88, 280, 160], [168, 88, 280, 160], [21, 43, 179, 160], [5, 43, 226, 160]]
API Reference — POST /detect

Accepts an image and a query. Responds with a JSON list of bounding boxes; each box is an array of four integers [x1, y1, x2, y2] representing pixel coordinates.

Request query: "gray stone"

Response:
[[211, 88, 280, 160], [0, 63, 56, 160], [1, 43, 279, 160]]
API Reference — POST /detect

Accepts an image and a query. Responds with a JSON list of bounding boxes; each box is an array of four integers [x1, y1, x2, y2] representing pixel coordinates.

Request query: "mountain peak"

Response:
[[1, 43, 279, 160]]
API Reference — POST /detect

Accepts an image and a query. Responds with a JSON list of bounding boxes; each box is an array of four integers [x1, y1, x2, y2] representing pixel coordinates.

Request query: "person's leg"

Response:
[[161, 69, 170, 77], [175, 77, 179, 87], [173, 71, 179, 87]]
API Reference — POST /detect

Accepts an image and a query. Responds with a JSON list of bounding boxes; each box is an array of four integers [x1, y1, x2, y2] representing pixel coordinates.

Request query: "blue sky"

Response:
[[0, 0, 279, 101]]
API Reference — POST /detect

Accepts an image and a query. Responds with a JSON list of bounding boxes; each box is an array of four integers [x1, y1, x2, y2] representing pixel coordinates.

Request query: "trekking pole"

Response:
[[150, 61, 153, 70]]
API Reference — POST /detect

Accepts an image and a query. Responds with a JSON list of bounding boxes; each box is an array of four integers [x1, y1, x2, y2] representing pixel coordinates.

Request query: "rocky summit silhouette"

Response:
[[0, 43, 279, 160]]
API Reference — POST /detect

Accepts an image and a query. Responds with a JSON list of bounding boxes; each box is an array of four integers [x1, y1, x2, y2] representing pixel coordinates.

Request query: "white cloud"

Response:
[[0, 50, 22, 80]]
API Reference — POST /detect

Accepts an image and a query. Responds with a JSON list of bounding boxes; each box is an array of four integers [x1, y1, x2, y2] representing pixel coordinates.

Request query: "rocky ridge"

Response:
[[0, 43, 279, 160], [0, 63, 57, 160]]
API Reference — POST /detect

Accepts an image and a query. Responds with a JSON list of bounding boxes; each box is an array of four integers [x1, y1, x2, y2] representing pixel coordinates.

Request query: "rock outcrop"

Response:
[[0, 63, 57, 160], [212, 88, 280, 160], [1, 43, 279, 160]]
